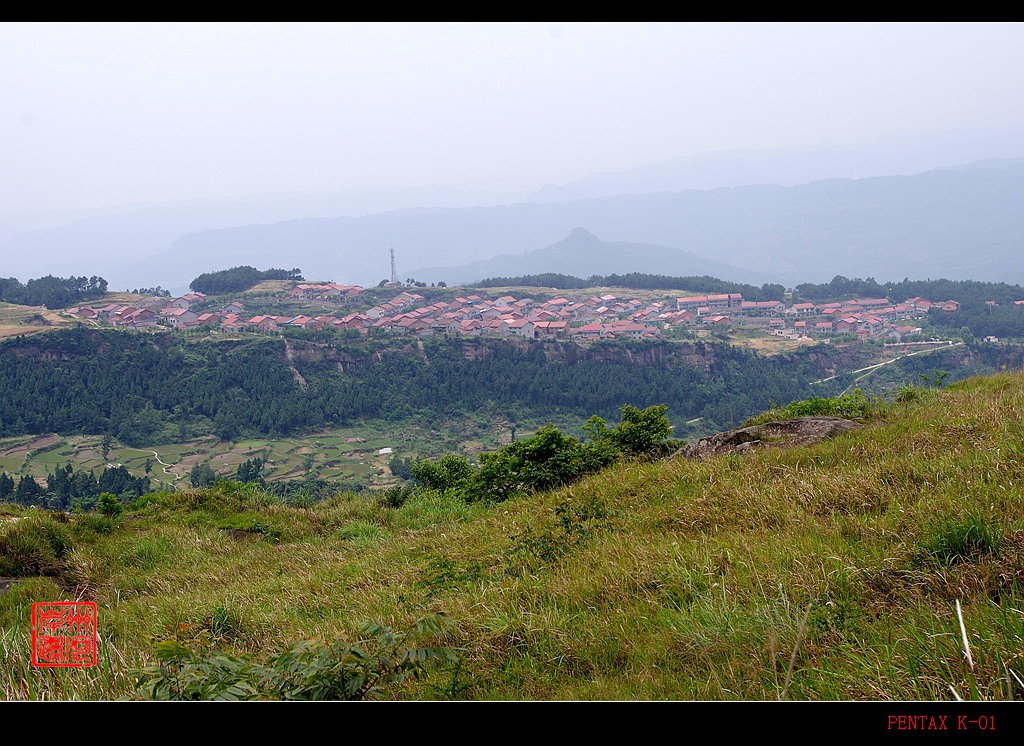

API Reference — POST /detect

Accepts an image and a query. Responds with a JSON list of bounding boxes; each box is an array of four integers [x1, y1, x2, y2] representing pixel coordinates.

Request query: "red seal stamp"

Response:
[[31, 602, 98, 667]]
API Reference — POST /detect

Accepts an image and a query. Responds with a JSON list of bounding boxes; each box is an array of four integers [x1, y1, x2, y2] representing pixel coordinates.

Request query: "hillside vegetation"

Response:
[[2, 371, 1023, 700], [0, 328, 835, 443]]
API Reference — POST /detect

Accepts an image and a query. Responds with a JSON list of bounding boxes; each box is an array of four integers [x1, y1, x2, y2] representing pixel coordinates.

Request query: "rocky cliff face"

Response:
[[456, 338, 718, 373], [284, 336, 723, 373], [283, 339, 415, 372]]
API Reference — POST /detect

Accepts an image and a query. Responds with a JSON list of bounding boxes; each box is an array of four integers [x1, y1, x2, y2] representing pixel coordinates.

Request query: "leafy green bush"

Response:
[[97, 492, 123, 517], [744, 389, 883, 426], [459, 405, 674, 502], [132, 614, 457, 701], [506, 495, 619, 573], [411, 454, 474, 492], [606, 404, 674, 458], [465, 424, 613, 502]]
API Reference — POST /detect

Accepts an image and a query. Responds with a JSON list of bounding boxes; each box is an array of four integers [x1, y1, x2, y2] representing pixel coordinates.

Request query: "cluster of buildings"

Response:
[[657, 292, 966, 340], [726, 296, 947, 341], [65, 293, 213, 329], [62, 283, 973, 343], [290, 291, 671, 340], [64, 288, 669, 340]]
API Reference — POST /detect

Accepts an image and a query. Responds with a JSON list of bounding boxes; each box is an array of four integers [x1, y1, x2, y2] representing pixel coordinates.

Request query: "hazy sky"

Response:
[[3, 22, 1024, 220]]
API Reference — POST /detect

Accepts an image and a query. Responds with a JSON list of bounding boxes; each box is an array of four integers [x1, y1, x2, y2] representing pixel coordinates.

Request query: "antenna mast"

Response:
[[390, 247, 398, 284]]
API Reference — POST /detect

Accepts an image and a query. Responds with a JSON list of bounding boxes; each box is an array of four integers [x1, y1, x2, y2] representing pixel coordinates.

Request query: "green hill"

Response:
[[2, 371, 1023, 702]]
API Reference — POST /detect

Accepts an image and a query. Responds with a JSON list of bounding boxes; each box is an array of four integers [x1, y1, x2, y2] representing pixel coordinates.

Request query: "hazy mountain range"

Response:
[[5, 133, 1024, 294], [410, 227, 775, 287]]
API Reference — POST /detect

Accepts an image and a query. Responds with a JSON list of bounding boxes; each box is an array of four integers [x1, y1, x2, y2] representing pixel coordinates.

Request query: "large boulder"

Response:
[[672, 416, 864, 460]]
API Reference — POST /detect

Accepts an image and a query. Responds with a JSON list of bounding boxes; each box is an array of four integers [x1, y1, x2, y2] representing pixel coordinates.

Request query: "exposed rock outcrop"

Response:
[[672, 416, 864, 460]]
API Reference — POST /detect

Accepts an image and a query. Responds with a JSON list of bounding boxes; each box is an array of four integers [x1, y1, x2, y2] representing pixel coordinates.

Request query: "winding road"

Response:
[[145, 449, 184, 483], [812, 341, 961, 392]]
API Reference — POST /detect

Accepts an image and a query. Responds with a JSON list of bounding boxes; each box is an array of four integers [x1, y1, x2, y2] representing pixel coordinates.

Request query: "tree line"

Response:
[[0, 274, 108, 309], [1, 463, 151, 511], [793, 274, 1024, 306], [792, 275, 1024, 339], [189, 266, 304, 295], [473, 272, 786, 301]]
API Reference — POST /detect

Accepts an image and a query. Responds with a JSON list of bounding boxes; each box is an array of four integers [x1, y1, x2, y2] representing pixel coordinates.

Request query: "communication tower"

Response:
[[390, 248, 398, 284]]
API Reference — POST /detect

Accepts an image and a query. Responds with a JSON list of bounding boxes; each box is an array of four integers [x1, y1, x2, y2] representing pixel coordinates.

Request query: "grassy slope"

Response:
[[2, 371, 1023, 701]]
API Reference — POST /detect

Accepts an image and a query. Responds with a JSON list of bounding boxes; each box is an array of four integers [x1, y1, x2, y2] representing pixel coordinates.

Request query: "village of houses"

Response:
[[62, 282, 967, 344]]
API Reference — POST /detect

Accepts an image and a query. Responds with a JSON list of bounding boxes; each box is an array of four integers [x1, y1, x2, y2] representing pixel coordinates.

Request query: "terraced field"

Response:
[[0, 411, 559, 493], [0, 302, 85, 339]]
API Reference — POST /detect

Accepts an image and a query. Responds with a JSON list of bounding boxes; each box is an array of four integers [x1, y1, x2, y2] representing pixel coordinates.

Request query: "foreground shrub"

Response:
[[744, 389, 883, 426], [96, 492, 124, 517], [506, 495, 619, 574], [466, 424, 616, 502], [411, 454, 474, 492], [132, 614, 457, 701], [606, 404, 676, 458], [410, 405, 675, 503]]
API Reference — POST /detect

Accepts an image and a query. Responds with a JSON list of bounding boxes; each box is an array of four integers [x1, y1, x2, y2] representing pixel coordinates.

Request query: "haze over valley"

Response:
[[4, 23, 1024, 293]]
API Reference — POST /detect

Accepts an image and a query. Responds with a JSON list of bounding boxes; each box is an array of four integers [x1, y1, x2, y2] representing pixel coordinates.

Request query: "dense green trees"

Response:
[[236, 457, 265, 485], [927, 302, 1024, 339], [0, 328, 837, 443], [409, 404, 677, 503], [475, 272, 785, 301], [589, 404, 675, 458], [0, 463, 149, 510], [0, 473, 14, 501], [190, 266, 303, 295], [476, 273, 593, 289], [190, 463, 217, 488], [0, 274, 107, 309], [410, 454, 474, 492], [15, 475, 44, 504]]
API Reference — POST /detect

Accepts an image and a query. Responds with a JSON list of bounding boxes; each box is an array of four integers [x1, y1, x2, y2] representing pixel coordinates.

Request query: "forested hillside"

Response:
[[189, 266, 304, 295], [0, 328, 838, 443], [0, 275, 108, 310]]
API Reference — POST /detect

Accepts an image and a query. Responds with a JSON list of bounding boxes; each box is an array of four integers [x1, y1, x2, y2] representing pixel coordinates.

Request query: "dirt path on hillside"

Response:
[[145, 450, 183, 482], [813, 341, 961, 387]]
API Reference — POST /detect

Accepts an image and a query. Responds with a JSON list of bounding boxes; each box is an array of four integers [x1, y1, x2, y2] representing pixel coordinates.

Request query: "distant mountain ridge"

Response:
[[146, 159, 1024, 290], [526, 128, 1024, 203], [5, 140, 1024, 293], [411, 228, 777, 286]]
